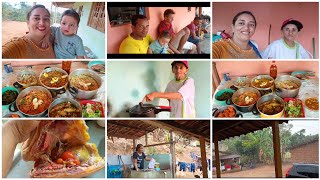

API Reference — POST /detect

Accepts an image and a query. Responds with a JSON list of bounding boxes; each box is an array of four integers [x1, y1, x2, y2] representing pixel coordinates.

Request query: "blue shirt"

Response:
[[149, 40, 169, 54], [51, 26, 86, 59]]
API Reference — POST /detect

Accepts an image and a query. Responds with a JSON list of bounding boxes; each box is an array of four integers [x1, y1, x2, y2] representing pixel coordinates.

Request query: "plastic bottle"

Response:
[[270, 61, 277, 79]]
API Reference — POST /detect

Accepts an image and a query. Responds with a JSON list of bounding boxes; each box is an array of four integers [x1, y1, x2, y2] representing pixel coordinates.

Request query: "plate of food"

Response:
[[284, 98, 305, 118], [304, 97, 319, 111], [80, 100, 104, 118], [88, 61, 105, 74], [291, 71, 315, 80]]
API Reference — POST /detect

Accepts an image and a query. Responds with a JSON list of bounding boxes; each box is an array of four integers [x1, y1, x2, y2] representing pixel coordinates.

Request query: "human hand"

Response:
[[4, 120, 40, 144], [143, 92, 157, 102]]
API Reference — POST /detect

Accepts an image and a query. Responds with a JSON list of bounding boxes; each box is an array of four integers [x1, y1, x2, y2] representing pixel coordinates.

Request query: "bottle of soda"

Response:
[[62, 61, 72, 74], [270, 61, 277, 79]]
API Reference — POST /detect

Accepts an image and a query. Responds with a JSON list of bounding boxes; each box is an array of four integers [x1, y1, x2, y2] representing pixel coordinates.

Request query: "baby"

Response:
[[148, 30, 174, 54], [43, 9, 86, 59]]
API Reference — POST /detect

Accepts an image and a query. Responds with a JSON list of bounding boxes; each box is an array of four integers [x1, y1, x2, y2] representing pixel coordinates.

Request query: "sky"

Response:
[[5, 1, 68, 13], [288, 120, 319, 135]]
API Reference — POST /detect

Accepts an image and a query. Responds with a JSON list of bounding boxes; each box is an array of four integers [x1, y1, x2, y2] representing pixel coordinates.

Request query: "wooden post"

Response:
[[214, 127, 221, 178], [170, 131, 176, 178], [271, 121, 283, 178], [200, 137, 208, 178], [145, 131, 148, 145], [133, 139, 136, 154]]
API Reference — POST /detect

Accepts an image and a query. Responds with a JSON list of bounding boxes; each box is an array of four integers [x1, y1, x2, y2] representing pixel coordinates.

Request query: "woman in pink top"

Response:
[[143, 61, 196, 118]]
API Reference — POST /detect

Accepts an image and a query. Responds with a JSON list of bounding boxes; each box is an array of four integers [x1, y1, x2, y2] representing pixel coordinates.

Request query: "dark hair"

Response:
[[164, 9, 175, 17], [61, 9, 80, 25], [159, 30, 171, 39], [136, 144, 144, 151], [131, 15, 147, 26], [194, 16, 203, 21], [26, 4, 50, 21], [232, 11, 257, 27]]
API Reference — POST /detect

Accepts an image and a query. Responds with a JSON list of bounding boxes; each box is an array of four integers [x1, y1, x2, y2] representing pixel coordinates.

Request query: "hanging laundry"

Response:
[[178, 162, 187, 171], [190, 163, 196, 172]]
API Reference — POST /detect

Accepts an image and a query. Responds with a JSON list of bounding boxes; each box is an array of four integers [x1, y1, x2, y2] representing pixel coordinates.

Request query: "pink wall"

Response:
[[212, 2, 319, 58], [214, 61, 319, 85], [107, 7, 196, 53]]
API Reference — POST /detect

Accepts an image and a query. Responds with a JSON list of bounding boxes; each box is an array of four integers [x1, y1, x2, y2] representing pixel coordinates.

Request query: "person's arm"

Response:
[[76, 37, 87, 59], [147, 47, 153, 54], [168, 48, 174, 54], [133, 159, 139, 171], [168, 43, 182, 54], [143, 92, 183, 102], [40, 27, 52, 49], [2, 120, 40, 177]]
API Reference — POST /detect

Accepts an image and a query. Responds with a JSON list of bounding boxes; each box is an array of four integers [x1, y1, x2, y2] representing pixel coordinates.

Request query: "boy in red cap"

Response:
[[262, 18, 310, 59], [143, 61, 196, 118]]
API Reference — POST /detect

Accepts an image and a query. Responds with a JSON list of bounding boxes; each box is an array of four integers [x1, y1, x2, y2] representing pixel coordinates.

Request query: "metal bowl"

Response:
[[256, 94, 284, 118], [251, 75, 274, 91], [39, 67, 68, 90], [48, 98, 81, 118], [275, 75, 301, 98], [69, 69, 102, 99], [233, 76, 250, 89]]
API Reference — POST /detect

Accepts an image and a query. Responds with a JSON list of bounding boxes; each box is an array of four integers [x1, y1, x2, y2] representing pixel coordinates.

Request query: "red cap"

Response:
[[281, 18, 303, 32], [171, 61, 188, 68]]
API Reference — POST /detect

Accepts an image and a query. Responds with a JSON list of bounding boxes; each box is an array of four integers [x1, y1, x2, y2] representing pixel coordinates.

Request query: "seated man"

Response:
[[186, 17, 203, 54], [119, 15, 153, 54], [158, 9, 196, 54]]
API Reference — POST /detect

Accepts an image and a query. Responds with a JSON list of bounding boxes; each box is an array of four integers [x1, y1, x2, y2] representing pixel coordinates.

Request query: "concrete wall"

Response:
[[212, 2, 319, 58], [107, 7, 196, 53], [73, 2, 105, 58], [289, 141, 319, 164], [107, 61, 211, 118]]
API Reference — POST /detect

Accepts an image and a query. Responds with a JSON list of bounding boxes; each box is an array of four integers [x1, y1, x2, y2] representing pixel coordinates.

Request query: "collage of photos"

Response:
[[0, 0, 319, 179]]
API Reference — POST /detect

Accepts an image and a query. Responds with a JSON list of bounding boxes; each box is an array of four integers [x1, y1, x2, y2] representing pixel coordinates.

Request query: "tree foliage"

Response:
[[222, 123, 319, 165], [3, 2, 32, 21]]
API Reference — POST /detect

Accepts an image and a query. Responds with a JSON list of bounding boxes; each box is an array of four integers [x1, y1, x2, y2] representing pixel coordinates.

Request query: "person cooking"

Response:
[[133, 144, 153, 171], [143, 61, 196, 118]]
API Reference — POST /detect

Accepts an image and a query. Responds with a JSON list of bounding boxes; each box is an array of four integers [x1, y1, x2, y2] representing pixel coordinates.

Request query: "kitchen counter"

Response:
[[6, 120, 105, 178], [2, 61, 105, 118], [212, 74, 319, 119]]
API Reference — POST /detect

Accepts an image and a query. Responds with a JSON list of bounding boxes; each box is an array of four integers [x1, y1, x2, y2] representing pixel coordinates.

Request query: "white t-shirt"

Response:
[[262, 39, 310, 59], [165, 77, 196, 118]]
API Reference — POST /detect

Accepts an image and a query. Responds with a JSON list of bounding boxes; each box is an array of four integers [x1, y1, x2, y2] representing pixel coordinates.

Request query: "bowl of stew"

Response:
[[2, 86, 19, 110], [214, 88, 234, 106], [39, 67, 68, 95]]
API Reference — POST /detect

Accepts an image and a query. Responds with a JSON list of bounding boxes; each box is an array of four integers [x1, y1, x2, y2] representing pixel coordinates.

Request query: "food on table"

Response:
[[70, 74, 99, 91], [252, 78, 274, 88], [82, 103, 103, 118], [216, 91, 233, 101], [40, 71, 68, 88], [234, 92, 259, 106], [217, 106, 236, 118], [275, 80, 299, 90], [258, 99, 284, 115], [233, 78, 250, 88], [18, 90, 51, 115], [2, 90, 18, 105], [305, 98, 319, 111], [285, 99, 304, 117], [18, 74, 37, 85], [49, 102, 81, 117], [21, 120, 105, 177], [91, 64, 105, 73]]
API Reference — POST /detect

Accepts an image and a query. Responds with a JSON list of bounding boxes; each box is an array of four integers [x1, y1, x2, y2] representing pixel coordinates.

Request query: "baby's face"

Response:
[[159, 37, 170, 46], [60, 15, 78, 36]]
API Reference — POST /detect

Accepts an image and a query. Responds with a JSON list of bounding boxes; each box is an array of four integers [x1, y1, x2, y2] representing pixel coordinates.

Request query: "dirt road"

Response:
[[216, 164, 292, 178], [2, 21, 28, 44]]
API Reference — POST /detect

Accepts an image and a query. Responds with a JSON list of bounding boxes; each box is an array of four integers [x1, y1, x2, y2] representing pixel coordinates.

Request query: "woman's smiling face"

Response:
[[232, 13, 256, 42], [27, 7, 50, 37], [172, 62, 188, 80]]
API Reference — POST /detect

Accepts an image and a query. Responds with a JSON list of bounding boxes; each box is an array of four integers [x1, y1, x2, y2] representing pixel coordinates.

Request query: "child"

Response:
[[148, 31, 174, 54], [142, 61, 196, 118], [43, 9, 86, 59]]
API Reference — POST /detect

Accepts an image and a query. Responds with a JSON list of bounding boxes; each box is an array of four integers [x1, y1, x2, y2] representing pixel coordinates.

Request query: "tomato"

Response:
[[73, 158, 80, 166], [56, 158, 64, 164], [61, 151, 74, 160]]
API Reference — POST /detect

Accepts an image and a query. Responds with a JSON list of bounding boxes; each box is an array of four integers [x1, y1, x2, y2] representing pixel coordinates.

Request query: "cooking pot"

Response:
[[226, 87, 261, 113], [69, 69, 102, 99], [275, 75, 301, 98], [39, 67, 68, 97], [9, 86, 52, 117], [251, 75, 274, 91], [13, 70, 37, 89], [127, 102, 171, 117], [233, 76, 250, 89], [253, 94, 284, 118], [48, 98, 81, 118], [212, 105, 243, 118]]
